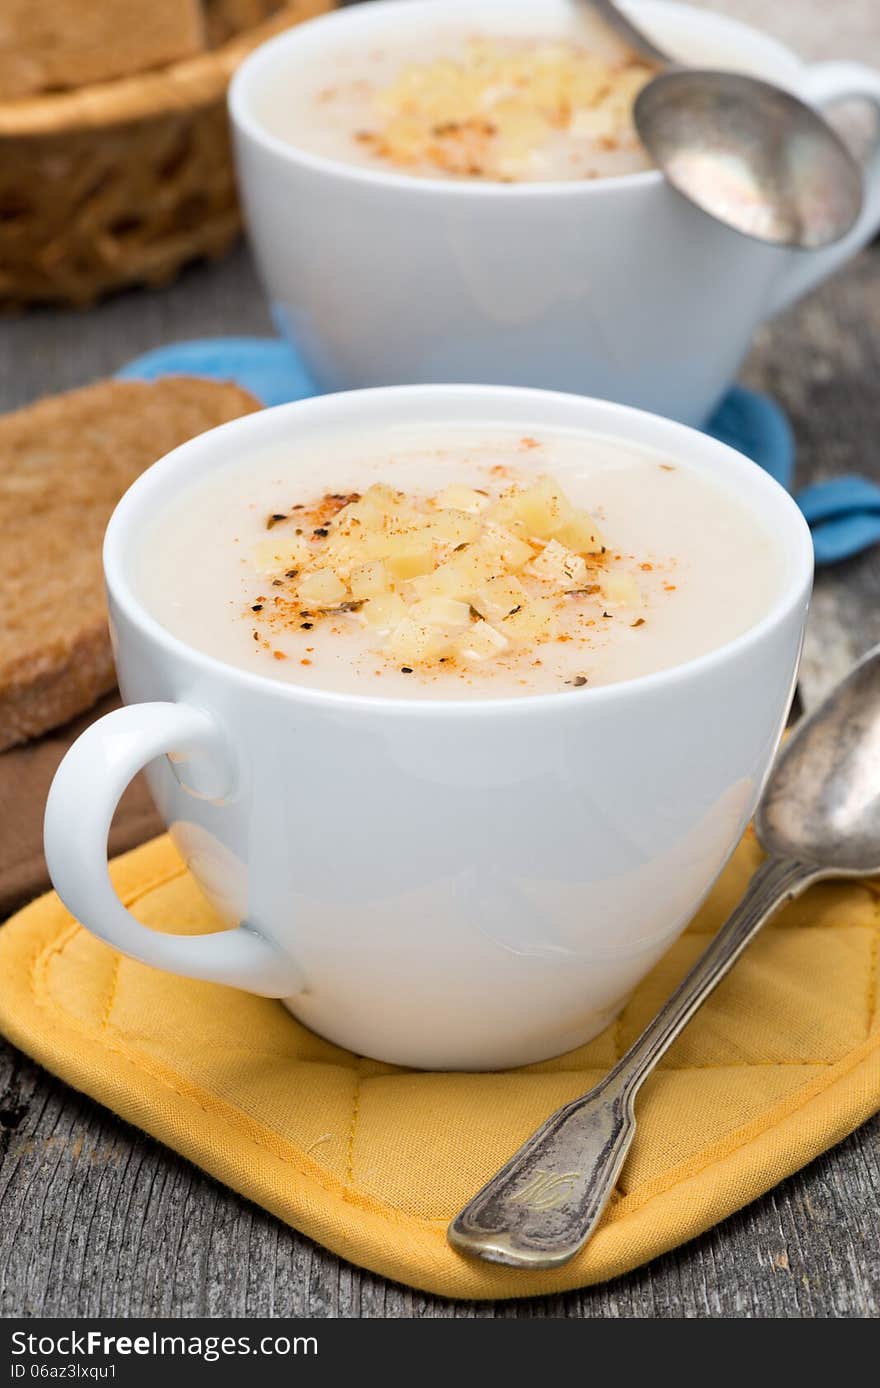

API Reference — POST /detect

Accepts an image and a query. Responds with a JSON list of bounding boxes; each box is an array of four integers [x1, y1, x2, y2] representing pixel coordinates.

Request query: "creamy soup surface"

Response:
[[254, 13, 659, 182], [252, 8, 777, 184], [137, 423, 781, 701]]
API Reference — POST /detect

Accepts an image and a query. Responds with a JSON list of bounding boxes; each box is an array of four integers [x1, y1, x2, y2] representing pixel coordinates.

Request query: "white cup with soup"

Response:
[[44, 385, 812, 1070], [228, 0, 880, 426]]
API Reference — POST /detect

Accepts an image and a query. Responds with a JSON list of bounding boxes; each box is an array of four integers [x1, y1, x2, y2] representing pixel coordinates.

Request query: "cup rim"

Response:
[[105, 384, 814, 718], [229, 0, 805, 199]]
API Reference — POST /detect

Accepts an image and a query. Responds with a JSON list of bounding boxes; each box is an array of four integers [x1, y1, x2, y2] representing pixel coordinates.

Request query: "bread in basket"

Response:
[[0, 1, 334, 308]]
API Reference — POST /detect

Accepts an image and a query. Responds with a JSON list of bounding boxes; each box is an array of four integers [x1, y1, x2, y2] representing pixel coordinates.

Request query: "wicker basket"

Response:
[[0, 1, 333, 309]]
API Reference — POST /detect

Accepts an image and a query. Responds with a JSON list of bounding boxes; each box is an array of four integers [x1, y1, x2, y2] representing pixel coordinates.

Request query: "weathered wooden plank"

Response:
[[740, 253, 880, 706], [1, 1048, 878, 1317]]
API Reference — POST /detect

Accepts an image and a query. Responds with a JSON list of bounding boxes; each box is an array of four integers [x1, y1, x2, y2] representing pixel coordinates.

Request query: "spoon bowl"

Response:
[[583, 0, 864, 248], [635, 70, 864, 248], [758, 645, 880, 872]]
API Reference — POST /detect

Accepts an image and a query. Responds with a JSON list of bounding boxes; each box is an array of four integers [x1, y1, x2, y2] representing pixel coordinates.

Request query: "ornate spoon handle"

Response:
[[448, 856, 816, 1269]]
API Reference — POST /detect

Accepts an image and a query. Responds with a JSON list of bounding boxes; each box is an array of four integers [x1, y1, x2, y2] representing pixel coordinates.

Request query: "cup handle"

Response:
[[44, 701, 302, 997], [768, 61, 880, 317]]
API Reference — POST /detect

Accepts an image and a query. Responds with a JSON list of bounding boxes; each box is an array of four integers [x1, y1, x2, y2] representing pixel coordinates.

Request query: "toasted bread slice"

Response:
[[0, 376, 260, 752]]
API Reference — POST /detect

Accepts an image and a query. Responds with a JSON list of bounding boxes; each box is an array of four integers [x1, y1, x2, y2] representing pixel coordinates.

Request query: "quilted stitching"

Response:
[[0, 832, 878, 1299]]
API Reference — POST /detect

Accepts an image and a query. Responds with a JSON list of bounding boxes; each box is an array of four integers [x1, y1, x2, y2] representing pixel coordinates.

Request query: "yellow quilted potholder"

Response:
[[0, 830, 878, 1301]]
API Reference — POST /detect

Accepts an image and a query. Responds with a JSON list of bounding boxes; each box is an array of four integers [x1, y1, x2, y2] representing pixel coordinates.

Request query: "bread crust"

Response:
[[0, 624, 115, 752], [0, 1, 205, 100], [0, 376, 260, 752]]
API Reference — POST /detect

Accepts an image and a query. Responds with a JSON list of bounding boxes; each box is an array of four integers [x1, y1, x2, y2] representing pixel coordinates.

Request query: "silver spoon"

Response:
[[584, 0, 863, 247], [449, 645, 880, 1269]]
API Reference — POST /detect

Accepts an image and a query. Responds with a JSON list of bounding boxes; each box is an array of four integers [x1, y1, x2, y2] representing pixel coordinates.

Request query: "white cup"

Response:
[[43, 386, 812, 1070], [229, 0, 880, 426]]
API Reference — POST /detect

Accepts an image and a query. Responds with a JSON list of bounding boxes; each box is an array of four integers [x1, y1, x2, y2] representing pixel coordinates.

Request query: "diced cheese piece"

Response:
[[408, 546, 497, 600], [383, 532, 435, 579], [492, 102, 552, 156], [407, 568, 460, 601], [362, 591, 407, 630], [456, 620, 509, 661], [253, 537, 311, 574], [369, 38, 653, 181], [435, 485, 492, 514], [409, 596, 472, 627], [338, 485, 419, 535], [508, 476, 572, 538], [472, 574, 527, 624], [525, 539, 589, 587], [253, 466, 625, 670], [349, 561, 390, 599], [427, 508, 481, 546], [503, 596, 558, 642], [334, 501, 377, 533], [554, 508, 604, 555], [360, 483, 404, 517], [477, 522, 534, 572], [387, 618, 455, 664], [601, 571, 641, 606], [321, 537, 367, 580], [352, 530, 395, 561], [488, 491, 520, 527], [295, 568, 347, 607]]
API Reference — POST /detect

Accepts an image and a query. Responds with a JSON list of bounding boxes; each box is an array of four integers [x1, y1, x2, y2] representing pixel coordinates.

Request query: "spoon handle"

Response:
[[448, 856, 816, 1269], [581, 0, 670, 67]]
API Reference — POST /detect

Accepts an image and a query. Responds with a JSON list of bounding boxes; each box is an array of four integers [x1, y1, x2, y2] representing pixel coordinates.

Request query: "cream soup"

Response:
[[254, 16, 658, 182], [137, 423, 781, 701]]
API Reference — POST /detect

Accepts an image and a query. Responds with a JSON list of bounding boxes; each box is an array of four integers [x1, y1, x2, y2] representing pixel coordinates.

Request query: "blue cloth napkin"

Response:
[[117, 336, 880, 565]]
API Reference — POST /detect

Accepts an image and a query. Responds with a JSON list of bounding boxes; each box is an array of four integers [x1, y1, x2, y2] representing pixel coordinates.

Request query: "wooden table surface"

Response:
[[1, 0, 879, 1320]]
